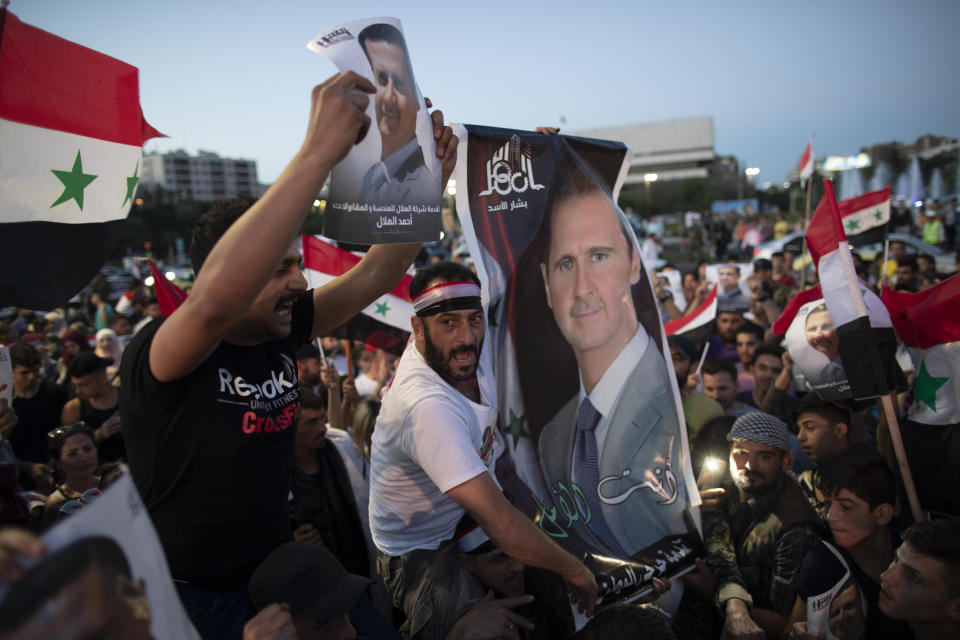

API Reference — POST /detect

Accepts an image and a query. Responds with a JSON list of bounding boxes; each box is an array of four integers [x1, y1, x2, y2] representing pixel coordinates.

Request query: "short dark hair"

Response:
[[795, 394, 850, 429], [0, 536, 136, 634], [189, 196, 259, 274], [816, 446, 895, 509], [735, 321, 764, 342], [702, 356, 737, 382], [409, 261, 480, 299], [897, 256, 918, 272], [575, 603, 676, 640], [49, 421, 96, 460], [917, 253, 935, 265], [9, 342, 40, 368], [357, 23, 415, 83], [299, 387, 328, 413], [901, 518, 960, 595], [772, 251, 785, 260], [752, 344, 783, 364]]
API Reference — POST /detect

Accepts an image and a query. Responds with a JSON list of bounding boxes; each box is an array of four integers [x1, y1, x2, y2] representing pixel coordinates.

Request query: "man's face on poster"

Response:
[[541, 190, 641, 363], [717, 267, 740, 293], [6, 564, 154, 640], [829, 582, 865, 640], [363, 38, 419, 157]]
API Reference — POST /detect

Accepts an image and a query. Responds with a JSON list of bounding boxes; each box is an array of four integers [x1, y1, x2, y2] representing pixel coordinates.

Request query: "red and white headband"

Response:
[[412, 281, 482, 317]]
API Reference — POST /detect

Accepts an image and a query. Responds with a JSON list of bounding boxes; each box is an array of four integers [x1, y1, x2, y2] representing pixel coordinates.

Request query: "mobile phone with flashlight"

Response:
[[697, 456, 728, 490]]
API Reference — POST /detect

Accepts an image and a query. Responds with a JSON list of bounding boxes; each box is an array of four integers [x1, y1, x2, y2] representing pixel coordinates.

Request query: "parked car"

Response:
[[751, 231, 805, 262], [854, 233, 956, 275]]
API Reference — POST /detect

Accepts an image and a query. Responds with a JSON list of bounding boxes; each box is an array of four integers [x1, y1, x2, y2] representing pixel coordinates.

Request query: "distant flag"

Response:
[[147, 260, 186, 317], [839, 186, 891, 245], [798, 137, 814, 187], [301, 234, 413, 351], [882, 275, 960, 517], [0, 10, 162, 308], [665, 284, 717, 349], [806, 180, 890, 399]]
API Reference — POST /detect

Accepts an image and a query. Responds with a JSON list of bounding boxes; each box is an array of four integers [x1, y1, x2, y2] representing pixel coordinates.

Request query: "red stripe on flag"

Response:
[[0, 12, 162, 145], [882, 275, 960, 350], [665, 284, 717, 336], [772, 285, 822, 335], [804, 180, 845, 267], [799, 141, 812, 171], [301, 235, 413, 302], [838, 186, 890, 219]]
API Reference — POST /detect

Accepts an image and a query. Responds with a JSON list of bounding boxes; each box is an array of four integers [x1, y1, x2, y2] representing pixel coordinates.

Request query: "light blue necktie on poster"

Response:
[[573, 397, 627, 556]]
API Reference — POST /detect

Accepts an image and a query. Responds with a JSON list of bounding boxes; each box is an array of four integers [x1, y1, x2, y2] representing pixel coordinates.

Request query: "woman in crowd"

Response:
[[41, 422, 124, 529]]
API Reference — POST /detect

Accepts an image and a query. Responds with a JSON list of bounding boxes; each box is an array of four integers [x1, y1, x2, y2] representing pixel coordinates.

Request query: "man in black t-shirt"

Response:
[[8, 343, 68, 490], [118, 72, 457, 640]]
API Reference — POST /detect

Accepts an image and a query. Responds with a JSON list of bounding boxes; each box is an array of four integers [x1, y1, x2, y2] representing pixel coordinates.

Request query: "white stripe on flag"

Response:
[[818, 242, 867, 326], [0, 119, 141, 224], [905, 342, 960, 426], [304, 267, 413, 332]]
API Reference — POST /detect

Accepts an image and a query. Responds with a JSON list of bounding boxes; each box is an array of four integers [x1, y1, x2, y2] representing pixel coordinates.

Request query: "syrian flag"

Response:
[[806, 180, 889, 400], [840, 186, 890, 245], [665, 284, 717, 350], [882, 275, 960, 516], [301, 234, 413, 352], [0, 11, 162, 308], [773, 283, 899, 401], [798, 137, 814, 187], [147, 260, 186, 317]]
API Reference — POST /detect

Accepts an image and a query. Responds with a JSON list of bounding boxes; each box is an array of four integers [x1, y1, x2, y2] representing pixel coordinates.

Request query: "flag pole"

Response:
[[799, 177, 813, 285], [879, 393, 924, 522]]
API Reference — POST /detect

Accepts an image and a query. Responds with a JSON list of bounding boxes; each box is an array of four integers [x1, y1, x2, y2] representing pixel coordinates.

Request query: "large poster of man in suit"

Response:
[[453, 125, 700, 608], [308, 18, 441, 243]]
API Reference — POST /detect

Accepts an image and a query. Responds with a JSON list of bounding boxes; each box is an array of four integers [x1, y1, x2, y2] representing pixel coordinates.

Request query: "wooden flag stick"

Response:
[[880, 393, 924, 522], [799, 177, 814, 285]]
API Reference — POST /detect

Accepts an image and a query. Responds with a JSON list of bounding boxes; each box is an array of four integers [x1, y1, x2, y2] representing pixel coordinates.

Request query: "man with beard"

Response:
[[702, 412, 823, 640], [358, 23, 438, 207], [369, 261, 597, 640], [119, 73, 458, 639]]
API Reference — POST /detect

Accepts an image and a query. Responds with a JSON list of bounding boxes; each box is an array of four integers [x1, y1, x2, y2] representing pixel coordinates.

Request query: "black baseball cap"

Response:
[[248, 542, 372, 624]]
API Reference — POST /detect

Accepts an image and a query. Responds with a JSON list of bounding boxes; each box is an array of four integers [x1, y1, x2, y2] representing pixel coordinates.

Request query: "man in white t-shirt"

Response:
[[369, 261, 597, 639]]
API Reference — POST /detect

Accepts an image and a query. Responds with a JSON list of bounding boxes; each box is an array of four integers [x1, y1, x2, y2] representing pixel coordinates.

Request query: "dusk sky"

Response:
[[13, 0, 960, 189]]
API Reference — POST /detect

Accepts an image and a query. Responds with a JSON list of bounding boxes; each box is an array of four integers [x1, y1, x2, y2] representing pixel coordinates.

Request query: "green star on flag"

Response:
[[374, 300, 391, 317], [123, 161, 140, 206], [505, 408, 529, 447], [846, 218, 860, 231], [915, 360, 948, 412], [874, 208, 884, 221], [51, 151, 97, 210]]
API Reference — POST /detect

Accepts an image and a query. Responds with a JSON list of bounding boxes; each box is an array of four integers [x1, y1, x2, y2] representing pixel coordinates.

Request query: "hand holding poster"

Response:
[[308, 18, 441, 244], [454, 125, 701, 621]]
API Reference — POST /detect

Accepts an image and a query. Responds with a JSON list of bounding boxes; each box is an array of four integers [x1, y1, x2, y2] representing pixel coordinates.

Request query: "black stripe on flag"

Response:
[[836, 315, 889, 399], [0, 220, 124, 308], [848, 225, 887, 247], [902, 419, 960, 517]]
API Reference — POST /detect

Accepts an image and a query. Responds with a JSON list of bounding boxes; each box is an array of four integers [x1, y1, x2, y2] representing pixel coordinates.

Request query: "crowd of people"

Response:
[[1, 69, 959, 640]]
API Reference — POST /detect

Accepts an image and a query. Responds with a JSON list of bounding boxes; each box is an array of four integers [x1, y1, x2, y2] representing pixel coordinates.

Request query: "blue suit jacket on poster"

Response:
[[537, 344, 687, 557]]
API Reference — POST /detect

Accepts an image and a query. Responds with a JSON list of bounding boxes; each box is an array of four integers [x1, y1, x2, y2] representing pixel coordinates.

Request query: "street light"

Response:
[[745, 167, 760, 178], [643, 173, 658, 202]]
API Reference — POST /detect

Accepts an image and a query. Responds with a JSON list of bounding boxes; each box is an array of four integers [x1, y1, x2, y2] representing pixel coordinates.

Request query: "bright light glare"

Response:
[[704, 457, 723, 473], [643, 173, 658, 182], [144, 276, 155, 287], [745, 167, 760, 177], [165, 271, 175, 281]]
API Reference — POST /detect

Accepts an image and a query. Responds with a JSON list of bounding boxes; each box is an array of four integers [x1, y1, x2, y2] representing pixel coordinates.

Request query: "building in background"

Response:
[[141, 150, 265, 202]]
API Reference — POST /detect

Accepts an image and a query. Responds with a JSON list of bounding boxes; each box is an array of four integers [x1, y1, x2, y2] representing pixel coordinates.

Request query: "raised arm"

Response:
[[148, 72, 374, 383]]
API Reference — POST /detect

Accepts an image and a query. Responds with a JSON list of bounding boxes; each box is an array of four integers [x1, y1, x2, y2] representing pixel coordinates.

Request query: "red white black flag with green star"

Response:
[[882, 275, 960, 517], [0, 10, 161, 307], [839, 186, 890, 245], [301, 234, 412, 352]]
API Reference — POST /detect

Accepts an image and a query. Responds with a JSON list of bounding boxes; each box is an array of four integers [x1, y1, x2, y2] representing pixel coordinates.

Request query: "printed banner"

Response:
[[454, 124, 701, 616], [308, 17, 441, 244], [804, 543, 865, 640], [704, 263, 755, 312], [0, 473, 200, 639]]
